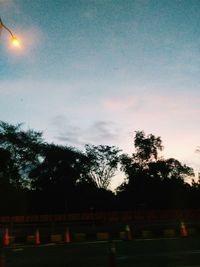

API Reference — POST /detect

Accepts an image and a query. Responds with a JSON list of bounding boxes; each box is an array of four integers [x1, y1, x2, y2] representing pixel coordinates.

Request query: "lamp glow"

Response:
[[0, 17, 20, 48], [12, 36, 20, 47]]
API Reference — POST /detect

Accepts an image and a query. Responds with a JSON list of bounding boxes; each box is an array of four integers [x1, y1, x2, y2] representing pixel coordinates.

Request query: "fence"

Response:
[[0, 209, 200, 224]]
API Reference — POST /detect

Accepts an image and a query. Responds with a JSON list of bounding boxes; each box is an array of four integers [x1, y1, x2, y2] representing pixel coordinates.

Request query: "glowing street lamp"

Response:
[[0, 17, 20, 47]]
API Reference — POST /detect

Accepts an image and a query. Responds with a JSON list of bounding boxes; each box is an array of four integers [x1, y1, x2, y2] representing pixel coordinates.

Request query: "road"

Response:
[[3, 237, 200, 267]]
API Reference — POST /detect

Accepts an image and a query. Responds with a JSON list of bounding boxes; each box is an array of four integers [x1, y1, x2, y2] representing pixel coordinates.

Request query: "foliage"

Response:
[[0, 121, 44, 187], [0, 121, 198, 213], [117, 131, 194, 209], [133, 130, 163, 164], [85, 144, 121, 189], [29, 143, 88, 191]]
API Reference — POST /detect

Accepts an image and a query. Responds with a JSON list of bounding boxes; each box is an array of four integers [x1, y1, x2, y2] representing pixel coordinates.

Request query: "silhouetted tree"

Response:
[[85, 145, 121, 190], [0, 121, 44, 187], [29, 144, 89, 189], [0, 148, 18, 182], [117, 131, 194, 209], [28, 144, 93, 212], [0, 121, 198, 213], [133, 130, 163, 164]]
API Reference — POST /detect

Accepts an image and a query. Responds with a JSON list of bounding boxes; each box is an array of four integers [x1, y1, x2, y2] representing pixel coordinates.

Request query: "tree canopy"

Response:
[[85, 144, 121, 189], [0, 121, 198, 214], [117, 131, 194, 209]]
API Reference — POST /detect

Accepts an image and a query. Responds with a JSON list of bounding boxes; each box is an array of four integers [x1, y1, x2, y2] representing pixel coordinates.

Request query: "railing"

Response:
[[0, 209, 200, 223]]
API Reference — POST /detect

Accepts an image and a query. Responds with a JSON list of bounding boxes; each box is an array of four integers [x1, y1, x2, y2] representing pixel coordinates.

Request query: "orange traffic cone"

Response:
[[35, 229, 40, 245], [65, 226, 70, 243], [125, 224, 132, 241], [180, 221, 187, 238], [3, 226, 9, 246]]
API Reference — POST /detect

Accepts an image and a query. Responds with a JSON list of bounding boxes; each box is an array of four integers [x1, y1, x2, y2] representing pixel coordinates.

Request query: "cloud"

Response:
[[103, 89, 200, 118], [100, 90, 200, 173], [49, 89, 200, 161], [51, 116, 120, 147], [87, 121, 119, 143], [103, 95, 141, 113]]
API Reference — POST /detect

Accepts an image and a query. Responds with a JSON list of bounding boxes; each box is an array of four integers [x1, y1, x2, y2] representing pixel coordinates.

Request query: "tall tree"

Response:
[[29, 144, 88, 191], [0, 121, 44, 187], [0, 148, 19, 187], [118, 131, 194, 209], [133, 130, 163, 164], [85, 145, 121, 190], [29, 143, 94, 213]]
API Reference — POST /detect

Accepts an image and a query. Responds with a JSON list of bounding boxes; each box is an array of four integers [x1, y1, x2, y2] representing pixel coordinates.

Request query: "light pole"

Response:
[[0, 17, 20, 47]]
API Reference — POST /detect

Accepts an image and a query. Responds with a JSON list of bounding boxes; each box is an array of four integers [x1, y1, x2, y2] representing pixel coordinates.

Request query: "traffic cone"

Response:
[[3, 226, 9, 246], [125, 224, 132, 241], [108, 241, 117, 267], [65, 226, 70, 243], [180, 221, 187, 238], [35, 229, 40, 245]]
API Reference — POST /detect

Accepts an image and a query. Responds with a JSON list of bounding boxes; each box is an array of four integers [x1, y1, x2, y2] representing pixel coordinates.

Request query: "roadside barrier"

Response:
[[1, 221, 199, 246], [163, 229, 176, 238], [50, 234, 62, 243], [97, 232, 109, 241]]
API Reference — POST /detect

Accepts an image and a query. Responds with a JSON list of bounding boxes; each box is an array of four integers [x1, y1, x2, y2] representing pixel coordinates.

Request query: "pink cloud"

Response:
[[103, 95, 140, 112]]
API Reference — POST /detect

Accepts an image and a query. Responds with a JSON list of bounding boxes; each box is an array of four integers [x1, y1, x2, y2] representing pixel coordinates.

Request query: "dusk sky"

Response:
[[1, 0, 200, 188]]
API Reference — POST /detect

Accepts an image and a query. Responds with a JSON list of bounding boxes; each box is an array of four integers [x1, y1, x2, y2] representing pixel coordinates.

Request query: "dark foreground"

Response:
[[3, 237, 200, 267]]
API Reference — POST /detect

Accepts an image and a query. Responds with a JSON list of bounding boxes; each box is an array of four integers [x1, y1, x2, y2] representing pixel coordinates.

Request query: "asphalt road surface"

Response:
[[3, 237, 200, 267]]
